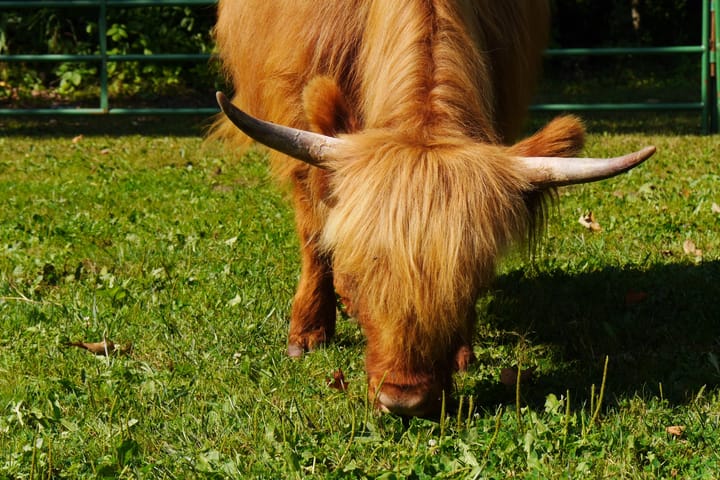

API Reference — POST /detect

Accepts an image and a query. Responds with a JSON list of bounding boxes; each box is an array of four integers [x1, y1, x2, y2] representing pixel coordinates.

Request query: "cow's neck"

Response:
[[358, 0, 499, 144]]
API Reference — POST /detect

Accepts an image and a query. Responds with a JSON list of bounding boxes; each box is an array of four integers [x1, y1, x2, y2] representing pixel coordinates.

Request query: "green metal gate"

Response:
[[0, 0, 217, 116], [532, 0, 719, 133], [1, 0, 718, 133]]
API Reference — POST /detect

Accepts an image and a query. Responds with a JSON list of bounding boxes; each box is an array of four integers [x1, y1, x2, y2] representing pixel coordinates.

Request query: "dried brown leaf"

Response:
[[499, 366, 536, 386], [578, 211, 602, 232], [712, 202, 720, 214], [683, 239, 702, 258], [625, 290, 648, 306], [66, 339, 132, 356], [327, 369, 348, 391]]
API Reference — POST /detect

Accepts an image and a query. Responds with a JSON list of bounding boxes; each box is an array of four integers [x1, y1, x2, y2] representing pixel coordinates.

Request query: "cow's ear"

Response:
[[509, 115, 585, 158], [303, 76, 358, 137]]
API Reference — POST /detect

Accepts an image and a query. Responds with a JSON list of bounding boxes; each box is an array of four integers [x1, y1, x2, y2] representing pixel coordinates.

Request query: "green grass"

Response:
[[0, 117, 719, 478]]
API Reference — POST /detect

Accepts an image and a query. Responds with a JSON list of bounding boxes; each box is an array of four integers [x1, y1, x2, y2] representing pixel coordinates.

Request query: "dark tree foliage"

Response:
[[551, 0, 703, 47]]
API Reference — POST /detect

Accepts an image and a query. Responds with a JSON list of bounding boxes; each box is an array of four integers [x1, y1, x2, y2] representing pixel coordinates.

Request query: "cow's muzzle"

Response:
[[371, 377, 446, 418]]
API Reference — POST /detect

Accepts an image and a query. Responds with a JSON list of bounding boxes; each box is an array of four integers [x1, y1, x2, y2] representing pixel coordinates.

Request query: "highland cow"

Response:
[[211, 0, 654, 416]]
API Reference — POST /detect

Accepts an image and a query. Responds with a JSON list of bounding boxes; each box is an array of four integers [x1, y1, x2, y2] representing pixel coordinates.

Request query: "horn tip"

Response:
[[637, 145, 657, 162], [216, 91, 230, 111]]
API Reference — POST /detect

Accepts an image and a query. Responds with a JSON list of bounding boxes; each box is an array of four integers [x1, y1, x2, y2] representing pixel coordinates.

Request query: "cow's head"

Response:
[[216, 91, 654, 417]]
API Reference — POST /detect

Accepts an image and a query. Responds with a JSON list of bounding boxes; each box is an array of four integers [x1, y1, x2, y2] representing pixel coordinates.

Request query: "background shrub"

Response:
[[0, 4, 219, 104]]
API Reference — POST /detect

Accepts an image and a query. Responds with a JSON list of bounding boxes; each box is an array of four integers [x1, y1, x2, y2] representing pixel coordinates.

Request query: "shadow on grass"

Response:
[[526, 110, 705, 136], [473, 260, 720, 408], [0, 114, 216, 138], [0, 109, 706, 139]]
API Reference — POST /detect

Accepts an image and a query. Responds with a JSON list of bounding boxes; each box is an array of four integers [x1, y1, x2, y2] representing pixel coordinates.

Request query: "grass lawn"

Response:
[[0, 114, 719, 478]]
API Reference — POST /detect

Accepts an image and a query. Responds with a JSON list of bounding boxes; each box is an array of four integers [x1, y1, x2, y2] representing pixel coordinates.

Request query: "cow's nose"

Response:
[[373, 381, 444, 417]]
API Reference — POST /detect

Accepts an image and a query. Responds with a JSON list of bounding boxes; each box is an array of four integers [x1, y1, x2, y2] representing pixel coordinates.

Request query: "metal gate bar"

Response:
[[713, 0, 720, 132]]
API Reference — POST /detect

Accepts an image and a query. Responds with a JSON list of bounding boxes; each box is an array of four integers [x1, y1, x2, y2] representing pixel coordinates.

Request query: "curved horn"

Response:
[[216, 91, 342, 169], [519, 146, 656, 187]]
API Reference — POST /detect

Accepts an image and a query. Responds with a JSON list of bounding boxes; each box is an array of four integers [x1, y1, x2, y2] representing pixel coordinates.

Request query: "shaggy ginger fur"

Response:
[[212, 0, 585, 416]]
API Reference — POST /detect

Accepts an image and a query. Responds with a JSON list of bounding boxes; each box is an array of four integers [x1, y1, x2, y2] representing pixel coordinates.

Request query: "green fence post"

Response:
[[701, 0, 710, 133], [714, 0, 720, 132], [99, 0, 109, 113]]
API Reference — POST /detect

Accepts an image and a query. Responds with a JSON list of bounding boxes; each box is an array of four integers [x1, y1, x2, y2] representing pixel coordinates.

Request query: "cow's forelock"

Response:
[[320, 133, 531, 365]]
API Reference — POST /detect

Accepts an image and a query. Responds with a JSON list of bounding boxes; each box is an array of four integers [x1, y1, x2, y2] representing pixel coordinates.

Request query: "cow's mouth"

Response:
[[371, 378, 447, 418]]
